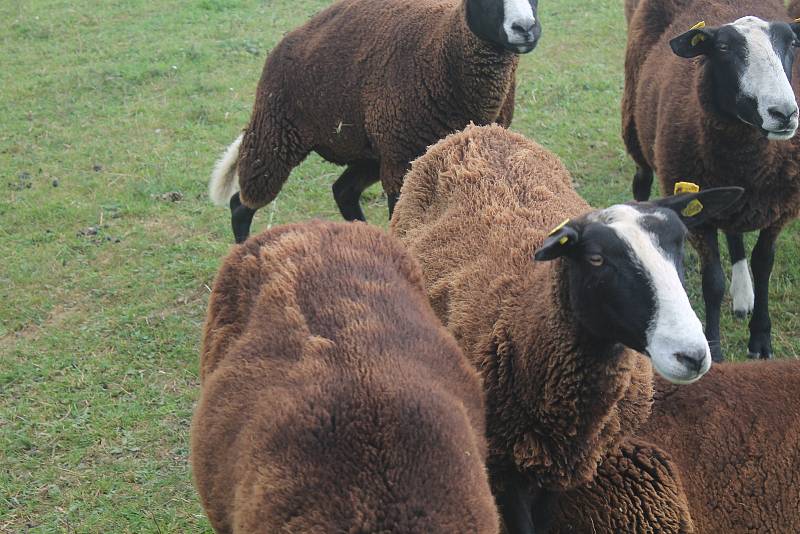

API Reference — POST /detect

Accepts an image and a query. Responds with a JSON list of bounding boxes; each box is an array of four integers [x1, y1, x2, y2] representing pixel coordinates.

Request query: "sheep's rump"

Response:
[[637, 361, 800, 533], [192, 221, 496, 533]]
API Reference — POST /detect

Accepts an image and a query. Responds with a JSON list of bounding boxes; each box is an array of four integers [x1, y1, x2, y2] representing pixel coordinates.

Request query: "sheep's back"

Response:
[[638, 360, 800, 533], [193, 221, 495, 533], [255, 0, 463, 162]]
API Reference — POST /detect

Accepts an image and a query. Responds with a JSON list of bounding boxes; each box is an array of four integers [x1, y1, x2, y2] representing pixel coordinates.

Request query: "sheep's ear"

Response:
[[534, 222, 580, 261], [670, 27, 717, 58], [651, 186, 744, 228]]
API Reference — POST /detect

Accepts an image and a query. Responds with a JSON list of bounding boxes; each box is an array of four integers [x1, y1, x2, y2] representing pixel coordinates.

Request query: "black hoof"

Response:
[[709, 341, 724, 363], [747, 334, 773, 360], [733, 309, 749, 320]]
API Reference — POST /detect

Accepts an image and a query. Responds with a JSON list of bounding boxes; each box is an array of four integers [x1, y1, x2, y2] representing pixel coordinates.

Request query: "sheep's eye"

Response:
[[717, 43, 729, 52], [587, 254, 604, 267]]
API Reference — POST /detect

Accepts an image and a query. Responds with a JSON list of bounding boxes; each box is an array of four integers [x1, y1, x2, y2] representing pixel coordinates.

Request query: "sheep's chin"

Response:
[[766, 128, 797, 141], [649, 352, 711, 385]]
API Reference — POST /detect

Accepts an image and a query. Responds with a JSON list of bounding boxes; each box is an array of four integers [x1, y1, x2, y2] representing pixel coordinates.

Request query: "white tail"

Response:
[[209, 134, 243, 206]]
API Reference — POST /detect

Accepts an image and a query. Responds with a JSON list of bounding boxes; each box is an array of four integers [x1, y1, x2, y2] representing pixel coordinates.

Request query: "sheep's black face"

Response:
[[534, 187, 743, 384], [465, 0, 541, 53], [670, 17, 800, 140]]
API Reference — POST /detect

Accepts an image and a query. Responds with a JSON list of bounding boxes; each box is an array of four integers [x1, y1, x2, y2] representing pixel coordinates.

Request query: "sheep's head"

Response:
[[671, 17, 800, 140], [465, 0, 541, 53], [534, 187, 743, 385]]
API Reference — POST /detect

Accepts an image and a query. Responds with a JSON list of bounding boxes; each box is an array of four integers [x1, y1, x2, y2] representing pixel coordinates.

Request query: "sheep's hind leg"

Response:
[[747, 227, 779, 359], [694, 226, 726, 362], [725, 233, 754, 319], [632, 164, 654, 201], [332, 161, 379, 222], [230, 192, 257, 244]]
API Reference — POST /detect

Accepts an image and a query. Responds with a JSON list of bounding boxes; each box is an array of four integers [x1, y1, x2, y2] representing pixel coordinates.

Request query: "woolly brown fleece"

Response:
[[391, 124, 655, 500], [540, 437, 695, 533], [638, 360, 800, 533], [236, 0, 519, 209], [544, 360, 800, 532], [623, 0, 800, 235], [192, 221, 498, 533]]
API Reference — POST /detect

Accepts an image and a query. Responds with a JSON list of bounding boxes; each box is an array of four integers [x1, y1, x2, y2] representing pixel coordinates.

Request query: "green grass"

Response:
[[1, 0, 798, 531]]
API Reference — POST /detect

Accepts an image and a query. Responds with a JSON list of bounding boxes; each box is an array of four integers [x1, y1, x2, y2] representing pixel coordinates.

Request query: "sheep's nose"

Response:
[[674, 350, 707, 374], [768, 104, 798, 125], [511, 20, 536, 36]]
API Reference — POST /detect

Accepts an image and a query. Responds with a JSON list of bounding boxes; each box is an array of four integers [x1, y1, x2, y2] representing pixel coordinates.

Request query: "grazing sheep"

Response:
[[390, 124, 742, 533], [209, 0, 542, 243], [622, 0, 800, 360], [542, 359, 800, 533], [192, 221, 499, 533]]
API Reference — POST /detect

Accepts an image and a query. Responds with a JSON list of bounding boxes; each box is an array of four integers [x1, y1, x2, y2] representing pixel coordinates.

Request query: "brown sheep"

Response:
[[622, 0, 800, 361], [542, 359, 800, 533], [390, 124, 742, 533], [191, 221, 499, 533], [209, 0, 542, 243]]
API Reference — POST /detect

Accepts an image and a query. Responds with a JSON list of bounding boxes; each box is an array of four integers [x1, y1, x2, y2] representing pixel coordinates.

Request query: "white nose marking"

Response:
[[503, 0, 535, 43], [733, 17, 799, 136], [600, 205, 711, 383]]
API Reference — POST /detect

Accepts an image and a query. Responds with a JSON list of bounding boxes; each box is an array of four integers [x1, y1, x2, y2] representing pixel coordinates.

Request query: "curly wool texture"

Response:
[[546, 360, 800, 533], [236, 0, 518, 209], [637, 361, 800, 533], [192, 221, 498, 534], [623, 0, 800, 235], [391, 124, 654, 493], [539, 438, 694, 533]]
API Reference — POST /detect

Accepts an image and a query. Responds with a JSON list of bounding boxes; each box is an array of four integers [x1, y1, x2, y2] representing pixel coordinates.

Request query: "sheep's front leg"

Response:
[[695, 226, 726, 362], [496, 470, 536, 534], [747, 226, 780, 359], [379, 162, 405, 221], [332, 161, 380, 222], [632, 164, 654, 201]]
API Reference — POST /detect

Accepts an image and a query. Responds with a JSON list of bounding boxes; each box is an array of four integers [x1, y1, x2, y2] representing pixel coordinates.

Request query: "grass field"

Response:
[[1, 0, 798, 531]]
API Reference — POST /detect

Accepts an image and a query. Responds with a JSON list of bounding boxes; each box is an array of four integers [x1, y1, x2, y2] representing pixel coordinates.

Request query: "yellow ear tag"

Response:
[[682, 199, 704, 217], [548, 219, 570, 236], [558, 235, 570, 245], [689, 21, 706, 46], [674, 181, 700, 194]]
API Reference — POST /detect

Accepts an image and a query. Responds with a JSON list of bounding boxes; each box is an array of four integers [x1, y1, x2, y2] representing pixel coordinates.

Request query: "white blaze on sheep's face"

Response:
[[731, 17, 799, 140], [604, 206, 712, 384], [503, 0, 536, 47]]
